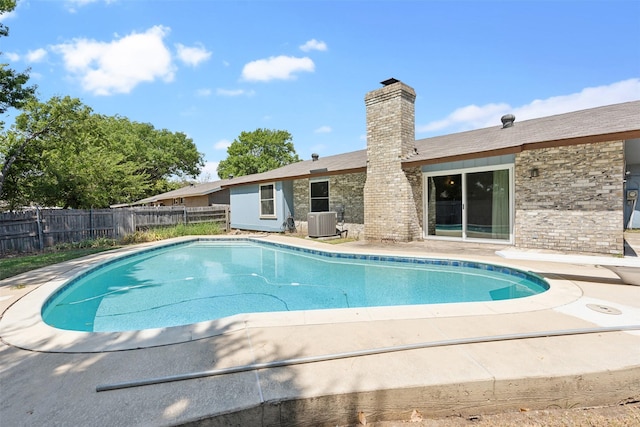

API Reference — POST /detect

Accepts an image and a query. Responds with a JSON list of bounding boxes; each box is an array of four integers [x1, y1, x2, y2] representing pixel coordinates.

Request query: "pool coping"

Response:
[[0, 235, 583, 353]]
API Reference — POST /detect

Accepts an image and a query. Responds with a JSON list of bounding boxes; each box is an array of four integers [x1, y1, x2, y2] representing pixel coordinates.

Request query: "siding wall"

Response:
[[230, 182, 291, 232], [514, 140, 624, 254]]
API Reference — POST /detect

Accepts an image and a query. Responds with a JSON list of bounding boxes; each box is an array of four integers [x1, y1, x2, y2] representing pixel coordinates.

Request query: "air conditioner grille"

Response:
[[307, 212, 337, 237]]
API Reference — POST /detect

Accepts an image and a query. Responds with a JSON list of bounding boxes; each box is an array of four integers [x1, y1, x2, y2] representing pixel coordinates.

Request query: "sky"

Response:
[[2, 0, 640, 181]]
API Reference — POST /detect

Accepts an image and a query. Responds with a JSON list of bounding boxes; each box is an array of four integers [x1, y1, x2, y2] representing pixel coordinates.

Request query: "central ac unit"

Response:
[[307, 211, 337, 237]]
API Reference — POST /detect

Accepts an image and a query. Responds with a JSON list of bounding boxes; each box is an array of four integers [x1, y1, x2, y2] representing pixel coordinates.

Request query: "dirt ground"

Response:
[[346, 401, 640, 426]]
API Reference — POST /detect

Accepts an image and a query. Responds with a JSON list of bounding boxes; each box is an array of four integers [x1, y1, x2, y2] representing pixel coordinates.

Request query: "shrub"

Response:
[[119, 222, 222, 244]]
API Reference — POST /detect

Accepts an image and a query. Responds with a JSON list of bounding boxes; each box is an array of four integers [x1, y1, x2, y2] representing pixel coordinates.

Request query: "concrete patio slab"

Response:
[[1, 235, 639, 426]]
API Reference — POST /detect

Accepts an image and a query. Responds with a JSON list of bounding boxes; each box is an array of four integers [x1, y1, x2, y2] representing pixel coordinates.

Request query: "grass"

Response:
[[322, 237, 357, 244], [0, 247, 115, 281], [0, 222, 223, 281]]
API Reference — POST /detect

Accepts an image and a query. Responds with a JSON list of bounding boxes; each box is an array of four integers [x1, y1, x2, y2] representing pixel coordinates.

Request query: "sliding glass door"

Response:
[[426, 175, 462, 237], [425, 166, 512, 241]]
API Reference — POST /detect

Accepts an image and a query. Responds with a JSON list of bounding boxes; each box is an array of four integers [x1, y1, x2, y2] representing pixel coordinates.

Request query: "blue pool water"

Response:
[[42, 239, 549, 332]]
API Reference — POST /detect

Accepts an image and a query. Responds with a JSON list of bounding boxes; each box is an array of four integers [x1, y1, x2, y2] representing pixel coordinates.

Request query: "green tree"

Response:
[[0, 96, 87, 207], [0, 0, 37, 119], [97, 116, 204, 195], [2, 97, 204, 209], [0, 0, 38, 200], [217, 128, 300, 179]]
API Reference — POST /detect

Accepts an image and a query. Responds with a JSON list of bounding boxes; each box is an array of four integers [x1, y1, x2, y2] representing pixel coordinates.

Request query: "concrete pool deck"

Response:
[[1, 235, 639, 426]]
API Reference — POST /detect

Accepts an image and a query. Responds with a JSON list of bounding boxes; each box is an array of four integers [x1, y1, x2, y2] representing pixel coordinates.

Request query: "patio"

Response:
[[1, 235, 639, 426]]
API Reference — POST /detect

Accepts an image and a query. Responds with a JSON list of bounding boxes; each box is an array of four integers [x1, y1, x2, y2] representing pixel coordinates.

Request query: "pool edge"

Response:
[[0, 235, 582, 353]]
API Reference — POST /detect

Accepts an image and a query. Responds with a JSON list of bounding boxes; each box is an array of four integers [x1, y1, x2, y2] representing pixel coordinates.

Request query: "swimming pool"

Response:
[[42, 239, 549, 332]]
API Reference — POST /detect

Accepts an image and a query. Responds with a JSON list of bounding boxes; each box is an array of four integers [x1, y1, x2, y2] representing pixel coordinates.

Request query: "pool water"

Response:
[[42, 240, 548, 332]]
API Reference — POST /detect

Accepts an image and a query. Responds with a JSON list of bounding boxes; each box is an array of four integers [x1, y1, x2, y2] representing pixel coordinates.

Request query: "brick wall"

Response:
[[363, 81, 422, 242], [292, 172, 366, 224], [514, 140, 624, 254], [404, 166, 424, 231]]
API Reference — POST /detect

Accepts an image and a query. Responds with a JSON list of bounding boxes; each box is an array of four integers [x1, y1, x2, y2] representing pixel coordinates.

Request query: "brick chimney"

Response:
[[363, 79, 422, 242]]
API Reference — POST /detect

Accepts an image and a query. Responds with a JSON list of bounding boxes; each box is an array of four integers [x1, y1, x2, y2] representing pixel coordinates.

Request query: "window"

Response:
[[310, 180, 329, 212], [425, 166, 512, 241], [260, 183, 276, 217]]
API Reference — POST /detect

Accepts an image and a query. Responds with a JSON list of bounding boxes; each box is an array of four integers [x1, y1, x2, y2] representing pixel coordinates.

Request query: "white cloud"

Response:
[[4, 52, 20, 62], [216, 88, 255, 97], [175, 43, 211, 67], [52, 25, 175, 96], [64, 0, 116, 13], [198, 161, 220, 181], [419, 103, 509, 133], [314, 125, 332, 133], [0, 7, 16, 21], [300, 39, 327, 52], [214, 139, 231, 150], [241, 55, 314, 82], [66, 0, 99, 6], [418, 78, 640, 135], [26, 48, 47, 63]]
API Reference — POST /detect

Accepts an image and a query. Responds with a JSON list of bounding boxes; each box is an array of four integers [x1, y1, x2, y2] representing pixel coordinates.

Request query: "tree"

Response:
[[96, 116, 204, 195], [0, 0, 38, 202], [0, 0, 37, 119], [0, 96, 87, 207], [1, 96, 205, 209], [217, 128, 300, 179]]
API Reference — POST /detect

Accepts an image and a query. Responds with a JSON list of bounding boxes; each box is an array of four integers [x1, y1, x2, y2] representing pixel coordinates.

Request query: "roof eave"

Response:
[[222, 167, 367, 188]]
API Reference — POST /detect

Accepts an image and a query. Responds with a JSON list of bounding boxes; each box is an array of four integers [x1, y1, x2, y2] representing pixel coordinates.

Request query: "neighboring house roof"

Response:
[[223, 100, 640, 188], [133, 179, 230, 205]]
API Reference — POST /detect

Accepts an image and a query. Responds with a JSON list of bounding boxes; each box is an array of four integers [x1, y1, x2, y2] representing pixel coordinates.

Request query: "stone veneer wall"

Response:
[[514, 140, 624, 255], [292, 172, 366, 224], [363, 81, 422, 242]]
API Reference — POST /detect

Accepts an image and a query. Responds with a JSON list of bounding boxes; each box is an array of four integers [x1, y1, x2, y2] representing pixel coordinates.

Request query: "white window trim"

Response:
[[259, 182, 277, 218], [422, 164, 515, 244]]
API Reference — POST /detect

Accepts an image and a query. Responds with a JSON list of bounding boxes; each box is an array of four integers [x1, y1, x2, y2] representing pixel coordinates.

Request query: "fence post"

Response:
[[36, 207, 44, 251], [225, 206, 230, 232], [183, 206, 187, 225], [112, 210, 117, 239]]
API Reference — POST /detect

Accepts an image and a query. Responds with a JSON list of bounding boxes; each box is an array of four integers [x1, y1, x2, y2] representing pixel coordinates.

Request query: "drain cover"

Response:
[[586, 304, 622, 315]]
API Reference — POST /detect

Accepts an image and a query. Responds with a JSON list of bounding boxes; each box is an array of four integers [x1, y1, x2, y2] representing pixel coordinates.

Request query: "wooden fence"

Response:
[[0, 205, 230, 255]]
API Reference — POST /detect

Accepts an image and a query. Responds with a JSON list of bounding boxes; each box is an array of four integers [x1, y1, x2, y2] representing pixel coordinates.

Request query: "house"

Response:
[[222, 79, 640, 255], [132, 179, 230, 207], [134, 79, 640, 255]]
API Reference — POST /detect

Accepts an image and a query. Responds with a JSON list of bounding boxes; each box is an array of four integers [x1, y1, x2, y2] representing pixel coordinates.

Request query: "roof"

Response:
[[408, 100, 640, 165], [223, 149, 367, 187], [133, 179, 230, 205], [132, 100, 640, 200], [222, 100, 640, 187]]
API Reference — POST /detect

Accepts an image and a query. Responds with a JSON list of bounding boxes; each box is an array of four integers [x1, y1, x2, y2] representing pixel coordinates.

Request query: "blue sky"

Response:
[[2, 0, 640, 180]]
